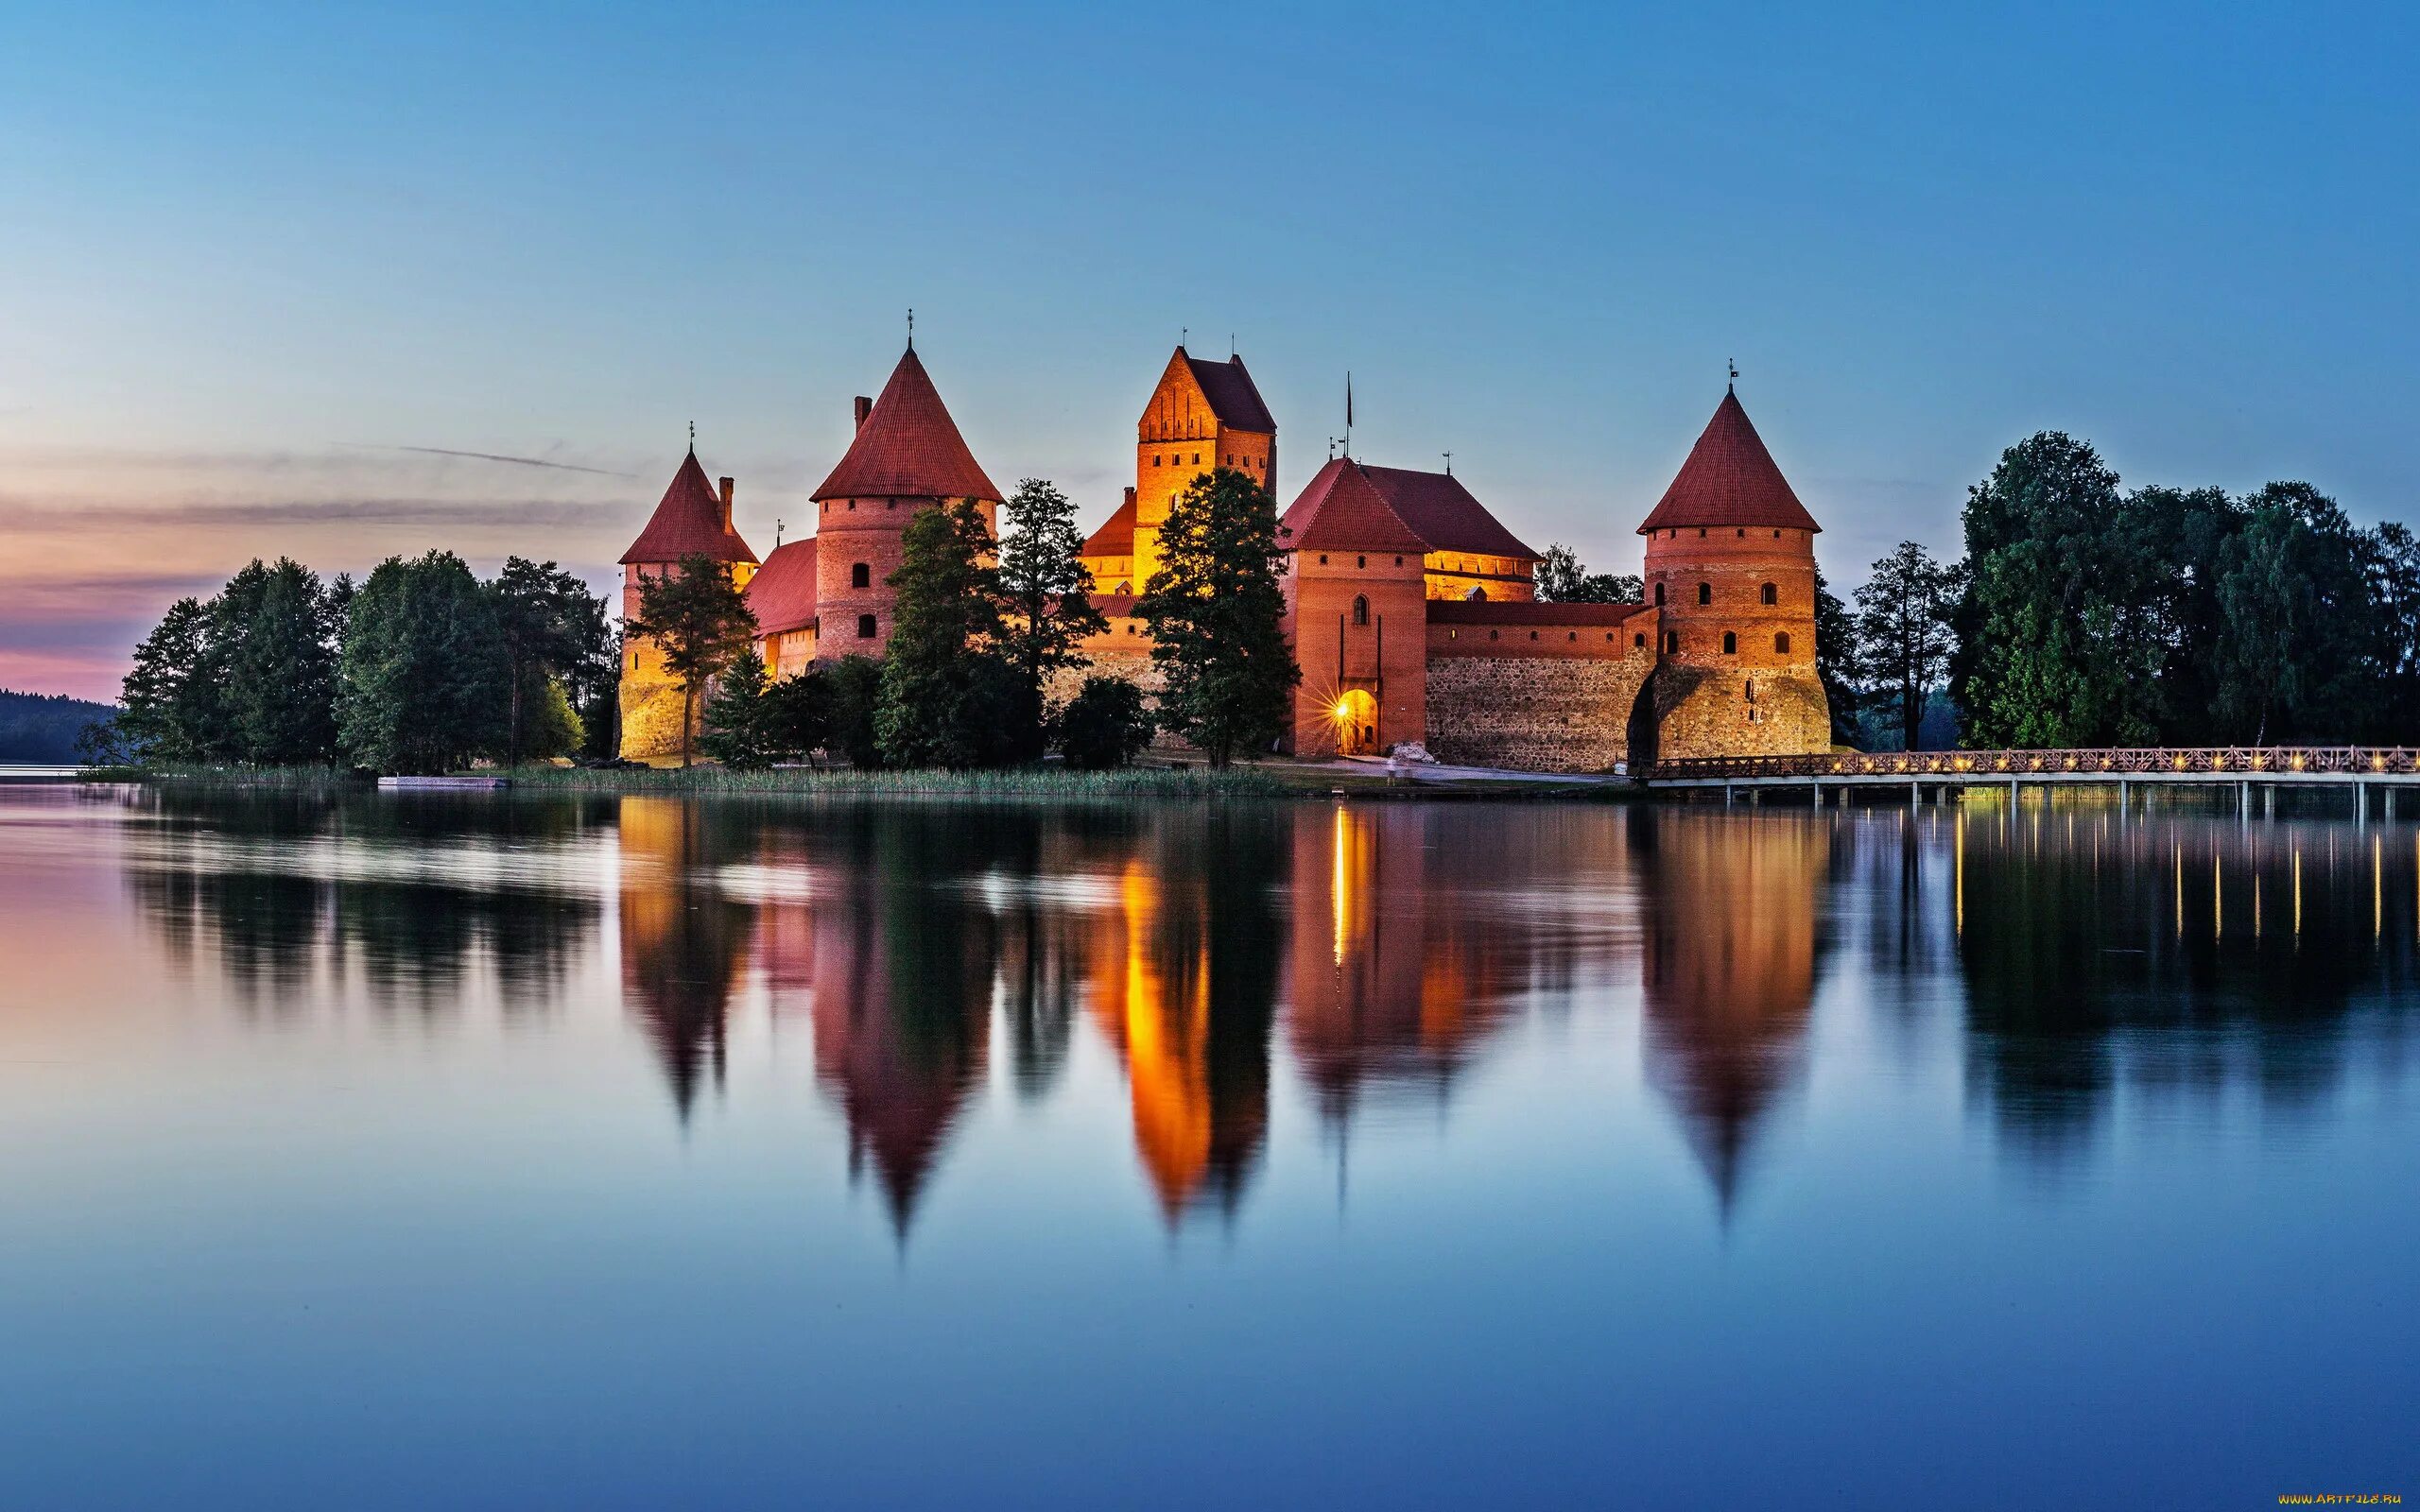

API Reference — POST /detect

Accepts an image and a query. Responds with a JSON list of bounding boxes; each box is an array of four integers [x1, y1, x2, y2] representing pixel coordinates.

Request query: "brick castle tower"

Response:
[[1129, 346, 1275, 591], [808, 345, 1002, 660], [1630, 386, 1830, 763], [616, 446, 757, 761]]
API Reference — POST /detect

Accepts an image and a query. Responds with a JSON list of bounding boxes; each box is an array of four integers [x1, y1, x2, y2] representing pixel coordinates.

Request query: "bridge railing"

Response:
[[1645, 747, 2420, 781]]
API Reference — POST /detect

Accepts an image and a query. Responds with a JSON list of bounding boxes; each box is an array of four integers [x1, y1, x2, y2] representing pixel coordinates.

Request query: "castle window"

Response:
[[1319, 554, 1328, 565], [1394, 556, 1404, 566], [1774, 631, 1791, 653], [1722, 631, 1737, 654], [1192, 454, 1200, 465], [1633, 632, 1645, 648], [1468, 587, 1487, 602], [1698, 528, 1706, 538], [1654, 582, 1666, 606], [1761, 581, 1776, 606], [852, 561, 871, 589], [1568, 631, 1577, 642], [1353, 594, 1369, 627], [1665, 631, 1679, 654], [1357, 556, 1366, 568], [1530, 630, 1539, 641], [1154, 455, 1162, 466], [1697, 582, 1711, 605], [848, 500, 856, 510], [1737, 528, 1745, 537], [1773, 529, 1782, 538]]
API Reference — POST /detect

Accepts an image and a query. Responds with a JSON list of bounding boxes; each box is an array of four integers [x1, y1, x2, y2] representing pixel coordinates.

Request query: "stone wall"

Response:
[[1423, 653, 1655, 772]]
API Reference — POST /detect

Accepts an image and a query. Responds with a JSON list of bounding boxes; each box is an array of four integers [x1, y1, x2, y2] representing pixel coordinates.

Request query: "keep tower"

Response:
[[1631, 387, 1831, 764], [1131, 346, 1276, 590], [616, 446, 758, 761], [808, 346, 1003, 660]]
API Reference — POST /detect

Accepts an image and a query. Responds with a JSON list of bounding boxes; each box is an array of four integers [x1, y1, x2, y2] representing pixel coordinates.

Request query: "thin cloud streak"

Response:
[[339, 443, 636, 477]]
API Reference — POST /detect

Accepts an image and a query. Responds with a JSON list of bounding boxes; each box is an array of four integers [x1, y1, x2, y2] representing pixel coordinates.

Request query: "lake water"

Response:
[[1, 783, 2413, 1509]]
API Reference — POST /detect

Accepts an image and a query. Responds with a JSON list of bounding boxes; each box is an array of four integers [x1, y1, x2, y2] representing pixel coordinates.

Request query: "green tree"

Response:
[[2365, 522, 2420, 741], [2212, 483, 2379, 742], [2131, 485, 2241, 744], [336, 551, 510, 774], [118, 596, 226, 761], [523, 677, 585, 759], [491, 558, 606, 766], [822, 656, 886, 768], [1058, 676, 1153, 769], [224, 558, 340, 764], [700, 649, 776, 768], [1813, 564, 1862, 747], [1134, 468, 1299, 767], [996, 478, 1107, 760], [1534, 543, 1642, 604], [1853, 541, 1960, 751], [626, 553, 759, 768], [1951, 433, 2169, 747], [761, 669, 835, 765], [875, 500, 1016, 768]]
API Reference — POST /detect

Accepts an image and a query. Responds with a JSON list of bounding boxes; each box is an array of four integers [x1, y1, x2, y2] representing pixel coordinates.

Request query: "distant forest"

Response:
[[0, 689, 116, 763]]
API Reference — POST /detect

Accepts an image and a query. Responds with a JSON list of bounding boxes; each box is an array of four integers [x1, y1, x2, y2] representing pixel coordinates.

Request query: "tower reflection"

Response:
[[616, 797, 751, 1122], [1637, 811, 1825, 1213]]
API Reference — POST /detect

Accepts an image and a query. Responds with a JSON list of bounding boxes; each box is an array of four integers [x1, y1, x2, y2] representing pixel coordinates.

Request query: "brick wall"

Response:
[[808, 495, 997, 662], [1422, 652, 1656, 771]]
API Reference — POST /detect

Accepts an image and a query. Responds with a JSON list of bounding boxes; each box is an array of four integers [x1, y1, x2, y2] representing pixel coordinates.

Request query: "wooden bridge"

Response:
[[1643, 747, 2420, 819]]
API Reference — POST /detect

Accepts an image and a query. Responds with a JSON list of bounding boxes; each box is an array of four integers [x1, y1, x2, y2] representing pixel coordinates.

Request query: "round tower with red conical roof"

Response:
[[615, 446, 758, 761], [809, 346, 1002, 661], [1629, 387, 1832, 765]]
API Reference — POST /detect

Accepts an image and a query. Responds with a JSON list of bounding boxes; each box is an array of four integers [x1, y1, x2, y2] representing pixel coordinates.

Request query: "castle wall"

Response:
[[809, 495, 997, 662], [1639, 524, 1829, 761], [1420, 616, 1656, 771], [1285, 554, 1427, 757]]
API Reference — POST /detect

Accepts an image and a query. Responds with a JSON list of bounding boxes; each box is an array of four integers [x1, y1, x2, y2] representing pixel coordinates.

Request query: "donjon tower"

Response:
[[616, 446, 757, 761], [1130, 346, 1276, 591]]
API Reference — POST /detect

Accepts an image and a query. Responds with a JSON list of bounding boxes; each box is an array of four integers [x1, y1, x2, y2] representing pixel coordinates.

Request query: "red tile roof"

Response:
[[744, 538, 819, 636], [1083, 490, 1137, 557], [1426, 599, 1648, 626], [1183, 350, 1276, 434], [1358, 464, 1541, 561], [1636, 389, 1821, 535], [1280, 458, 1433, 556], [811, 348, 1002, 503], [619, 450, 759, 566]]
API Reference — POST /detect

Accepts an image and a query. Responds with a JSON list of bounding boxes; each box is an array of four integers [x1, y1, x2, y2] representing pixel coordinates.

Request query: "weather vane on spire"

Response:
[[1728, 358, 1738, 392], [907, 308, 914, 352], [688, 420, 695, 454], [1443, 451, 1453, 476], [1182, 327, 1188, 349]]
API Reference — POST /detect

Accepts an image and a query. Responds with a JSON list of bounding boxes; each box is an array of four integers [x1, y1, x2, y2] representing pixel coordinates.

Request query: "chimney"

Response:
[[854, 396, 873, 432], [718, 476, 735, 531], [1124, 486, 1137, 510]]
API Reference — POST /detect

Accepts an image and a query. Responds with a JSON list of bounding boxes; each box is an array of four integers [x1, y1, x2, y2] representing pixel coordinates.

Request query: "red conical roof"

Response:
[[1636, 390, 1821, 535], [811, 348, 1002, 503], [619, 450, 758, 565]]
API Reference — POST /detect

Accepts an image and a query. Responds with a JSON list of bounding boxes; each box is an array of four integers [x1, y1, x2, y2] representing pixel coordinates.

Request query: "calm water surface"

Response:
[[1, 784, 2413, 1508]]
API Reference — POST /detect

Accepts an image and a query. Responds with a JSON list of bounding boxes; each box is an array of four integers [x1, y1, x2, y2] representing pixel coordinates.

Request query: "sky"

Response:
[[3, 1, 2415, 700]]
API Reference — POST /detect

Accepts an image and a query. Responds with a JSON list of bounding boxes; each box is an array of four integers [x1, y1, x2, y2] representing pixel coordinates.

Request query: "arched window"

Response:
[[856, 614, 876, 639], [1722, 631, 1737, 654], [1774, 631, 1791, 654], [1760, 581, 1777, 606], [1352, 594, 1369, 627], [851, 561, 871, 589], [1654, 581, 1666, 606], [1467, 587, 1488, 602], [1664, 630, 1679, 654], [1697, 582, 1712, 605], [1633, 632, 1646, 649], [1357, 556, 1366, 569]]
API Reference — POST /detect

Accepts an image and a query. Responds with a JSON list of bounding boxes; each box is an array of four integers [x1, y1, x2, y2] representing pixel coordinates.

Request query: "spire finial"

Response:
[[1443, 451, 1453, 476], [1229, 333, 1236, 357], [687, 420, 695, 455], [907, 308, 914, 352], [1728, 358, 1737, 394], [1181, 326, 1188, 350]]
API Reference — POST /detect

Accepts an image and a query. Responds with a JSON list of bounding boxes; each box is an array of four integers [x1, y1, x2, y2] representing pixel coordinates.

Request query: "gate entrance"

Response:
[[1332, 689, 1380, 756]]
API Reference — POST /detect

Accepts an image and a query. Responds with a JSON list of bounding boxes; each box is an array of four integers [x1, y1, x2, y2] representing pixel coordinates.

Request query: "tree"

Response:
[[700, 649, 776, 768], [118, 596, 225, 761], [1534, 543, 1642, 604], [2366, 522, 2420, 741], [1134, 468, 1299, 767], [762, 669, 835, 764], [1951, 433, 2169, 747], [995, 478, 1107, 759], [224, 558, 340, 764], [875, 500, 1017, 768], [1058, 676, 1153, 769], [2212, 483, 2380, 743], [1812, 565, 1862, 747], [491, 558, 606, 766], [822, 656, 885, 768], [336, 551, 510, 774], [626, 553, 759, 768], [1853, 542, 1959, 751]]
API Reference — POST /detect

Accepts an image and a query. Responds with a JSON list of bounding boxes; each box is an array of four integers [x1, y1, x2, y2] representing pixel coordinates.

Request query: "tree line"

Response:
[[95, 553, 617, 772], [668, 470, 1299, 772]]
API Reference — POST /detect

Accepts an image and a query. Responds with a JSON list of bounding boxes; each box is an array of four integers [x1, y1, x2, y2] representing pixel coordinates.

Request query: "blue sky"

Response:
[[2, 1, 2414, 696]]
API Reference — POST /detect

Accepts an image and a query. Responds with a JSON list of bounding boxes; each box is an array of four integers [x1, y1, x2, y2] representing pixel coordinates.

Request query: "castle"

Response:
[[616, 343, 1831, 771]]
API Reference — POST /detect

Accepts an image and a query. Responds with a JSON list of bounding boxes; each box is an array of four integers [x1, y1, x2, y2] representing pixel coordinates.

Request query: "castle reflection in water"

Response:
[[122, 788, 2420, 1236]]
